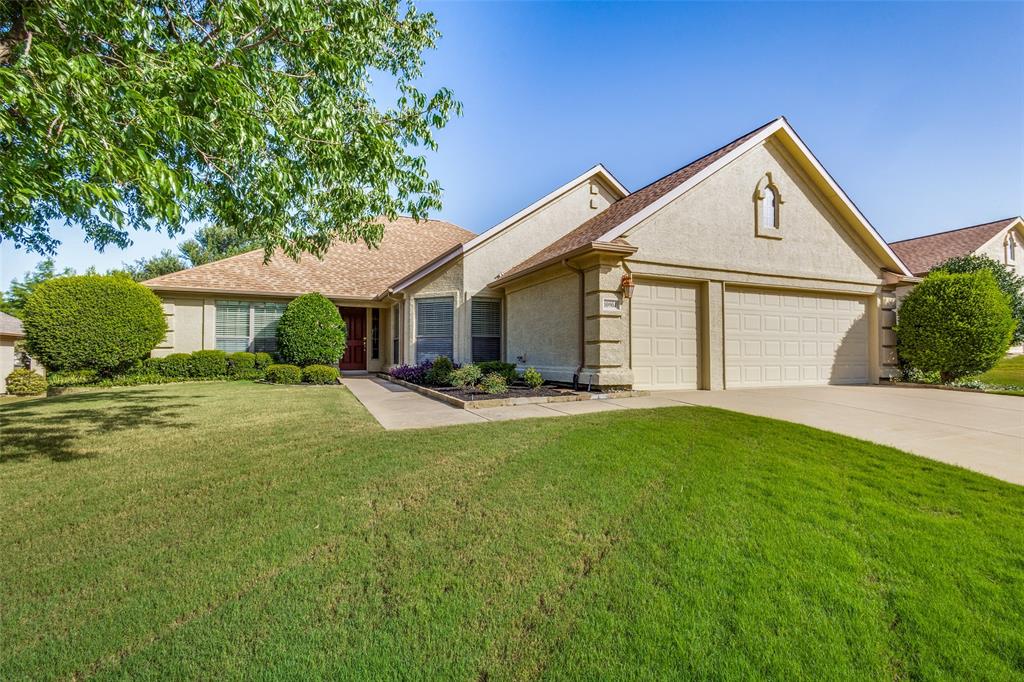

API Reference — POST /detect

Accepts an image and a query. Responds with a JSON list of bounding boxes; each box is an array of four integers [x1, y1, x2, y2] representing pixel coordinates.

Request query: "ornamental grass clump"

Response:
[[450, 364, 482, 389], [478, 372, 508, 395]]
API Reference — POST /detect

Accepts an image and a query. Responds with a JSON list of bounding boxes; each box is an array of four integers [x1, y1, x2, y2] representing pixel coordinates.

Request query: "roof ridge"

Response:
[[890, 217, 1018, 244], [621, 117, 782, 198]]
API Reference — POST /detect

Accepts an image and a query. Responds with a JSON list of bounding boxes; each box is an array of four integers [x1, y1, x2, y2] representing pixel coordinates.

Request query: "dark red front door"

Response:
[[338, 307, 367, 370]]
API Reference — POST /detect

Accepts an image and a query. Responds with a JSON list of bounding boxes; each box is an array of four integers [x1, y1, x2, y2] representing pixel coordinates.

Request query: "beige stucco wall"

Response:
[[0, 337, 15, 393], [152, 293, 387, 370], [401, 175, 620, 366], [505, 272, 580, 382], [976, 223, 1023, 273], [626, 140, 883, 285]]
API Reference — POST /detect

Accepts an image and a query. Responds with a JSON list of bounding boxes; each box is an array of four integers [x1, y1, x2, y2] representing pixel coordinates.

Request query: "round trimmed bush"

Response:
[[265, 363, 302, 384], [254, 352, 273, 370], [159, 353, 193, 378], [276, 293, 347, 367], [228, 352, 256, 375], [5, 369, 48, 396], [190, 350, 228, 377], [934, 254, 1024, 345], [22, 274, 167, 374], [302, 364, 340, 384], [896, 270, 1015, 382]]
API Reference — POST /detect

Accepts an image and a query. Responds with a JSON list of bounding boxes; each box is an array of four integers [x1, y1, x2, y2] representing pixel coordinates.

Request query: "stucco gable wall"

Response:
[[976, 222, 1023, 270], [624, 140, 883, 284], [462, 177, 619, 294]]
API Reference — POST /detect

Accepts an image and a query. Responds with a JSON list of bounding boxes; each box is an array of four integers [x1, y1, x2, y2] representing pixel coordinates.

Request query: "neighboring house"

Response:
[[0, 312, 42, 393], [889, 217, 1023, 276], [145, 116, 918, 390]]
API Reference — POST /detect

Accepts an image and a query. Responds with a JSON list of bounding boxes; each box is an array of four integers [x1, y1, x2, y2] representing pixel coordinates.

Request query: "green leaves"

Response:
[[0, 0, 459, 257]]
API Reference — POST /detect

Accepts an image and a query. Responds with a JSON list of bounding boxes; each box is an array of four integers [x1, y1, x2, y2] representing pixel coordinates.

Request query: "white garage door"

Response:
[[724, 287, 869, 388], [631, 280, 700, 390]]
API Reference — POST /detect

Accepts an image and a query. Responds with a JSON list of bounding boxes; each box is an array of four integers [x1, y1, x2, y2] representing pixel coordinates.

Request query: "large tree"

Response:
[[177, 224, 257, 266], [0, 1, 459, 258], [934, 254, 1024, 345]]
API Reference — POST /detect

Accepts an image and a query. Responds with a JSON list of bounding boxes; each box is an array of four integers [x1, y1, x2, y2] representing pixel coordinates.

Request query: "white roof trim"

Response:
[[977, 216, 1024, 253], [596, 118, 912, 277], [390, 164, 629, 292]]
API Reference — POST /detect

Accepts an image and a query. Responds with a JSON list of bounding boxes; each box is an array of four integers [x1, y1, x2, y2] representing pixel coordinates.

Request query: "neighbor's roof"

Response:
[[143, 217, 475, 299], [0, 311, 25, 337], [889, 217, 1020, 275], [495, 119, 778, 281]]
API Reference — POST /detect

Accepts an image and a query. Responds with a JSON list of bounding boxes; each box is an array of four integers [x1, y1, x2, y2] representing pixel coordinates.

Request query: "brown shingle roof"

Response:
[[497, 119, 779, 280], [889, 217, 1018, 276], [143, 217, 474, 299], [0, 311, 24, 337]]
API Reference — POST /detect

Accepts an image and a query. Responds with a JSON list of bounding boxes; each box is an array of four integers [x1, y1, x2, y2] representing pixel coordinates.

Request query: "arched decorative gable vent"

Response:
[[1007, 231, 1018, 268], [754, 172, 784, 239]]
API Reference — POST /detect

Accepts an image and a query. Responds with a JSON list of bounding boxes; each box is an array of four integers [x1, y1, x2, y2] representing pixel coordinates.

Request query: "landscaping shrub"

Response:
[[22, 274, 167, 374], [265, 363, 302, 384], [389, 360, 433, 384], [45, 369, 99, 387], [479, 372, 508, 395], [190, 350, 228, 378], [228, 352, 256, 375], [450, 364, 482, 389], [896, 271, 1015, 382], [425, 356, 454, 386], [934, 254, 1024, 345], [254, 352, 273, 369], [159, 353, 193, 378], [231, 368, 266, 382], [302, 364, 340, 384], [476, 361, 516, 383], [522, 366, 544, 389], [276, 293, 347, 366], [141, 356, 163, 374], [5, 369, 47, 396]]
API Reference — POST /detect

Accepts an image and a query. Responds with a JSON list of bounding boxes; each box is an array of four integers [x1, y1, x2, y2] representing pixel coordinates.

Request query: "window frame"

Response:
[[415, 296, 454, 363], [755, 172, 784, 239], [470, 297, 502, 363], [392, 304, 401, 364], [215, 300, 286, 353], [371, 308, 380, 360]]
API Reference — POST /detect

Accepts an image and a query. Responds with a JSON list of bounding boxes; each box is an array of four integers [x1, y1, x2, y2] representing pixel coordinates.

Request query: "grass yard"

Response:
[[978, 354, 1024, 396], [1, 382, 1022, 680]]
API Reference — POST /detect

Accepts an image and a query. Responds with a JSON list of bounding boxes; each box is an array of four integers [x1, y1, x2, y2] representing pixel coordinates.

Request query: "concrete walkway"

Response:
[[342, 376, 1022, 486]]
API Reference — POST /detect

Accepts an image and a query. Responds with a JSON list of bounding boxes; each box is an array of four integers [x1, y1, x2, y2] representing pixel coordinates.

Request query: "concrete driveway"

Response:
[[667, 385, 1023, 485]]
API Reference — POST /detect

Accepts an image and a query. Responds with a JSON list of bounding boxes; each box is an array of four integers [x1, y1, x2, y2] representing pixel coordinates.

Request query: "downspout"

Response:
[[563, 258, 585, 390]]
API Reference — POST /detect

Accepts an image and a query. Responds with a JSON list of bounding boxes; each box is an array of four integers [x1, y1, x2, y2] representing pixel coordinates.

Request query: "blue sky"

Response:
[[2, 1, 1022, 283]]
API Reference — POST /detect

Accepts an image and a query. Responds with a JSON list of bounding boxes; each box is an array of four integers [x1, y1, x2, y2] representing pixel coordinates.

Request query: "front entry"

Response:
[[338, 307, 367, 371]]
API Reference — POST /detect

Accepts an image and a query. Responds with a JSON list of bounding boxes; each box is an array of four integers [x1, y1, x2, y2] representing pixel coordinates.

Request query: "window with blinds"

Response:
[[392, 305, 400, 363], [371, 308, 380, 360], [415, 297, 453, 363], [253, 302, 286, 353], [471, 298, 502, 362], [216, 300, 286, 353], [215, 301, 251, 352]]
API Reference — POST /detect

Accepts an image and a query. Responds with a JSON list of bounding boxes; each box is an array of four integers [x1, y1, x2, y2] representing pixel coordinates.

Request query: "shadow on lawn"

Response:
[[0, 389, 199, 463]]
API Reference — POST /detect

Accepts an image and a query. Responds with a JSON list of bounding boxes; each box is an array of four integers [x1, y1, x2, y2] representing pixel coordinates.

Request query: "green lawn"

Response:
[[978, 354, 1024, 395], [1, 382, 1022, 680]]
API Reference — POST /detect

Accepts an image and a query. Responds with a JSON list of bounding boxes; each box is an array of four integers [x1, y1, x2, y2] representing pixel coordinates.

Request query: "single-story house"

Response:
[[144, 116, 920, 389], [889, 217, 1023, 277], [1, 311, 43, 393]]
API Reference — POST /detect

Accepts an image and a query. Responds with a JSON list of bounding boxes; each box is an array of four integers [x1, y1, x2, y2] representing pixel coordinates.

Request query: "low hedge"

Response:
[[265, 364, 302, 384], [476, 361, 517, 383], [228, 352, 256, 374], [160, 353, 193, 378], [6, 369, 48, 396], [302, 364, 340, 384], [191, 350, 228, 378], [254, 352, 273, 369]]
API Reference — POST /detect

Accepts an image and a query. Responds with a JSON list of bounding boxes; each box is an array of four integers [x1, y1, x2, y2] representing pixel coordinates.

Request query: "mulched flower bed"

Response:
[[433, 384, 571, 402]]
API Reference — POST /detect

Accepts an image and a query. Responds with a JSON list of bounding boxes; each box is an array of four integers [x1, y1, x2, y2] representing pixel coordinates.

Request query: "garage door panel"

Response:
[[725, 287, 869, 388], [632, 280, 700, 390]]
